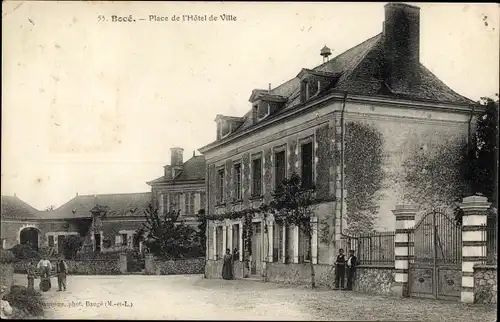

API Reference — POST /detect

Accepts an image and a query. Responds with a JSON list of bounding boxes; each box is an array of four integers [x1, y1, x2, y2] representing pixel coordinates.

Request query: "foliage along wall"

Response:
[[344, 121, 385, 233], [343, 117, 468, 232]]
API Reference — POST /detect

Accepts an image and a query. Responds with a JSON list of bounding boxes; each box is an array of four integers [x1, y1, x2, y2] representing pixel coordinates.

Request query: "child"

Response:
[[334, 248, 346, 290], [27, 262, 36, 290]]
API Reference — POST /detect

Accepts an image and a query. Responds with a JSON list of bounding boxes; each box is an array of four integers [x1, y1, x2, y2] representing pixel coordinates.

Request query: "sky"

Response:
[[2, 2, 499, 210]]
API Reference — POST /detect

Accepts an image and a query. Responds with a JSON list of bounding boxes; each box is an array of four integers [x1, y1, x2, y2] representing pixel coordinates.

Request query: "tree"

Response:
[[141, 204, 199, 259], [196, 209, 207, 254], [44, 205, 56, 211], [61, 235, 84, 259], [455, 95, 499, 223], [268, 173, 317, 288]]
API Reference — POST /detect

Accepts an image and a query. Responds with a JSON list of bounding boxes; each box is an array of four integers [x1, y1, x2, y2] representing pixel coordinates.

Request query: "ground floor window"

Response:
[[216, 226, 223, 259], [48, 235, 55, 247], [232, 224, 240, 259], [299, 229, 311, 263], [273, 223, 283, 262]]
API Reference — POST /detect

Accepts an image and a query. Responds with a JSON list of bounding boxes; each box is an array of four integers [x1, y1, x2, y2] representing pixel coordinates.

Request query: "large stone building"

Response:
[[199, 3, 481, 278], [146, 147, 206, 226]]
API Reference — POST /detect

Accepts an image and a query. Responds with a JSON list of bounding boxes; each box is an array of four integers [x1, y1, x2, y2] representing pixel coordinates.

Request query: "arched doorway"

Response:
[[20, 227, 40, 251]]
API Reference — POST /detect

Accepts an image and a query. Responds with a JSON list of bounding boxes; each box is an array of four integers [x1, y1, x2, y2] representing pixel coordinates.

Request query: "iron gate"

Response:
[[409, 208, 462, 301]]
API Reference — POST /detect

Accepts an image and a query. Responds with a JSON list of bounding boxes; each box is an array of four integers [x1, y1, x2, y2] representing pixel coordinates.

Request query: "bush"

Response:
[[0, 249, 15, 263], [4, 285, 44, 318], [9, 245, 40, 260], [61, 235, 84, 259]]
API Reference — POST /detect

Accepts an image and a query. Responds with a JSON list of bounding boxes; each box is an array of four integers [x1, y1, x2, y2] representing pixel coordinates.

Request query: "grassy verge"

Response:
[[3, 285, 44, 319]]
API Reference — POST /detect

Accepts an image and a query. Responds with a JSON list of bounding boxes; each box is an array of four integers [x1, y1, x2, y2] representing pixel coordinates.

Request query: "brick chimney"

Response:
[[170, 147, 184, 179], [382, 2, 420, 93]]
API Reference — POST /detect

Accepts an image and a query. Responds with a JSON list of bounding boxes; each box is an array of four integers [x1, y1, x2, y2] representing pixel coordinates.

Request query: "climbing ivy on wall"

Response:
[[344, 121, 385, 233], [401, 136, 468, 210]]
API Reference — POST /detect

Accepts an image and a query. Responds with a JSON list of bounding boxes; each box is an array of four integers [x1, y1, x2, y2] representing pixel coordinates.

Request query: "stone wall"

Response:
[[205, 260, 396, 295], [146, 257, 205, 275], [13, 259, 122, 275], [265, 262, 395, 295], [0, 263, 14, 295], [474, 264, 497, 304]]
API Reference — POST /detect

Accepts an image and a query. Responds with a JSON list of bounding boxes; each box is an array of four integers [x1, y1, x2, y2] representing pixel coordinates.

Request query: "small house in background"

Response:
[[146, 147, 206, 228]]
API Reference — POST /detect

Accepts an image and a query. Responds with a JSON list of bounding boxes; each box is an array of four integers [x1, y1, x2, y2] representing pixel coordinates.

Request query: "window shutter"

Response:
[[115, 235, 121, 245]]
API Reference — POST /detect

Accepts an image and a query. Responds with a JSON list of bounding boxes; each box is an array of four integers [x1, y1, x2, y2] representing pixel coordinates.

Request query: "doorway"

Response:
[[251, 222, 262, 275]]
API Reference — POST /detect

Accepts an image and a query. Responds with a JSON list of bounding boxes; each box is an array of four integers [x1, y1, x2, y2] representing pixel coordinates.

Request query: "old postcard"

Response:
[[1, 1, 498, 320]]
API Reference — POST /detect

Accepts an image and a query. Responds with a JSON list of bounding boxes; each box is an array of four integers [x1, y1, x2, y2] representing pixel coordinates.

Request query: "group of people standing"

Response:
[[27, 255, 69, 292], [220, 247, 359, 290]]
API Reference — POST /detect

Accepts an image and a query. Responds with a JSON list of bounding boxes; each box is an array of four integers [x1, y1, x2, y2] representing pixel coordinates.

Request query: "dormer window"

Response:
[[257, 102, 271, 121], [215, 115, 244, 140]]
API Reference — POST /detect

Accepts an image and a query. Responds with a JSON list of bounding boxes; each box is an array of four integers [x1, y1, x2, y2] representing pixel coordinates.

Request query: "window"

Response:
[[217, 168, 225, 203], [200, 192, 206, 209], [258, 102, 270, 120], [273, 223, 283, 262], [301, 142, 314, 188], [48, 235, 55, 247], [121, 233, 128, 246], [216, 226, 223, 259], [115, 235, 121, 246], [233, 163, 242, 200], [159, 193, 164, 215], [251, 158, 262, 197], [300, 80, 310, 103], [185, 192, 195, 214], [232, 224, 240, 259], [170, 193, 180, 211], [274, 150, 286, 193], [299, 229, 311, 263]]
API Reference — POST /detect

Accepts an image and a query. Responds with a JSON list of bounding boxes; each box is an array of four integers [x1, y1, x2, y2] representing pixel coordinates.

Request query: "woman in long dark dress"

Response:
[[222, 249, 233, 280]]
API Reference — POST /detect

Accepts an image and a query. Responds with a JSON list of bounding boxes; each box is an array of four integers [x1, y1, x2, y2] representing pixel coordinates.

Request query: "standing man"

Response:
[[56, 257, 68, 291], [346, 249, 358, 290], [334, 248, 346, 290]]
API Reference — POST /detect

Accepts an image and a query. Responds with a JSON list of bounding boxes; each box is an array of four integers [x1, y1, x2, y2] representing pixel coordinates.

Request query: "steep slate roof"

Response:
[[231, 33, 474, 135], [37, 192, 152, 220], [147, 155, 206, 185], [1, 195, 39, 219]]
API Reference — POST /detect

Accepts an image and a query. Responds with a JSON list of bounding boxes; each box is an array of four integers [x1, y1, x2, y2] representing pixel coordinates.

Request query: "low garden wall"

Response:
[[205, 260, 396, 295], [474, 264, 497, 304], [145, 256, 205, 275], [0, 263, 14, 295], [13, 259, 123, 275]]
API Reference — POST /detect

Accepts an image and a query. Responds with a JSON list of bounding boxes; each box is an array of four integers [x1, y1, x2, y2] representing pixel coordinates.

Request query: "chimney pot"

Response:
[[383, 2, 421, 93]]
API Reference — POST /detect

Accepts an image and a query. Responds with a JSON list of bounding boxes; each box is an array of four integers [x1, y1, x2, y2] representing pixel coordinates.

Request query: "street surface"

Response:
[[13, 274, 497, 321]]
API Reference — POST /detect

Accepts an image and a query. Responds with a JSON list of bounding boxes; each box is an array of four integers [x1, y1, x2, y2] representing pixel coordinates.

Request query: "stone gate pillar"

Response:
[[459, 195, 491, 303], [391, 204, 417, 297]]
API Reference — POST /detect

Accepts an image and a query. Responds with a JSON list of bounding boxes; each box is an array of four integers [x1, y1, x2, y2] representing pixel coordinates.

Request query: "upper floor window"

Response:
[[217, 168, 225, 203], [274, 150, 286, 193], [233, 163, 242, 200], [159, 193, 165, 215], [251, 158, 262, 197], [301, 141, 314, 188]]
